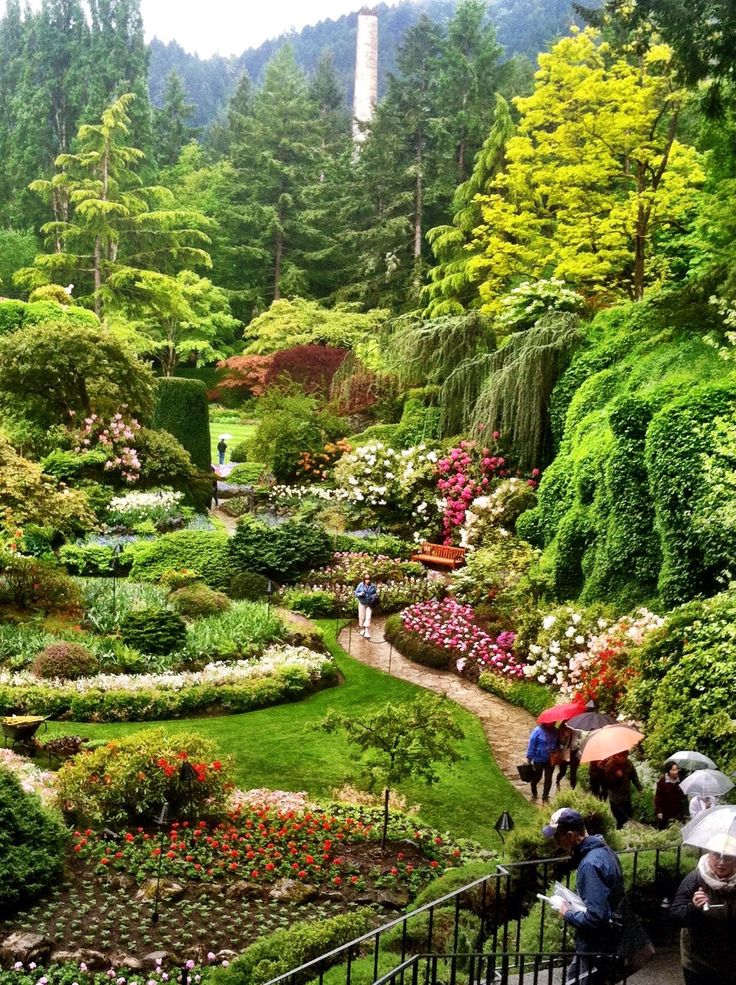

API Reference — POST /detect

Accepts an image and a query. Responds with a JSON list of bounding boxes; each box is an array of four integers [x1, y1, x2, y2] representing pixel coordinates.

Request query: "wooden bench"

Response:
[[410, 543, 466, 570]]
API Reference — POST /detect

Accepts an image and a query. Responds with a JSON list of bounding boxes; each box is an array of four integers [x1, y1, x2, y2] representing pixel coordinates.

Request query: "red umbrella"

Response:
[[537, 699, 587, 724]]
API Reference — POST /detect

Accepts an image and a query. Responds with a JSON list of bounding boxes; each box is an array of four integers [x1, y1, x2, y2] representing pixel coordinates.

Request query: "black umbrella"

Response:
[[566, 710, 616, 731]]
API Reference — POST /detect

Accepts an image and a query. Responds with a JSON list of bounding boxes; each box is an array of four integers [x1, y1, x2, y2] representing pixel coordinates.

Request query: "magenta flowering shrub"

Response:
[[75, 411, 141, 483], [400, 598, 524, 678], [436, 439, 510, 544]]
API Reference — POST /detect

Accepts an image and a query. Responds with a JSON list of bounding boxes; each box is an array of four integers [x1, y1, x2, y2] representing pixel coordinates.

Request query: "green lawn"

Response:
[[209, 419, 255, 465], [47, 622, 534, 847]]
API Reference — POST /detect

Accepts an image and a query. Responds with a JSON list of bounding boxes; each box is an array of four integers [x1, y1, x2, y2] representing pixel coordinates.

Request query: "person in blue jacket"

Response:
[[526, 722, 560, 802], [543, 807, 626, 984], [354, 574, 379, 639]]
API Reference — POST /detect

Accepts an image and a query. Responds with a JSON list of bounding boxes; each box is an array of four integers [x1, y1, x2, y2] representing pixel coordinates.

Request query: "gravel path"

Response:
[[339, 615, 538, 801]]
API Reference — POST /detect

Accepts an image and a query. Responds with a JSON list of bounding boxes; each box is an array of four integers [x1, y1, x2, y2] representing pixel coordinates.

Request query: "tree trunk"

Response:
[[381, 787, 390, 850], [274, 213, 284, 301], [413, 133, 423, 298], [93, 236, 102, 316]]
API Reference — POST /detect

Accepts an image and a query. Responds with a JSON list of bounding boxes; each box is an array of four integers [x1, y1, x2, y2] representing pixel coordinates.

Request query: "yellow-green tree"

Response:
[[469, 27, 705, 313]]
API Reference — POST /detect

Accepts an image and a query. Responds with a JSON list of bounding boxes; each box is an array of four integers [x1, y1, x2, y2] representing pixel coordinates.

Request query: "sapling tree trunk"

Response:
[[382, 786, 391, 850]]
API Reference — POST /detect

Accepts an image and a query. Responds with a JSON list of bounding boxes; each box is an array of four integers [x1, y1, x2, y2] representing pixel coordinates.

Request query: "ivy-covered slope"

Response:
[[517, 286, 736, 608]]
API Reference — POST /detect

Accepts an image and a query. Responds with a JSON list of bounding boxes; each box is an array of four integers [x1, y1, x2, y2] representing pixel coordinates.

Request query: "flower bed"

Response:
[[386, 599, 524, 679], [284, 578, 441, 619], [0, 748, 58, 809], [304, 552, 425, 586], [0, 646, 336, 722]]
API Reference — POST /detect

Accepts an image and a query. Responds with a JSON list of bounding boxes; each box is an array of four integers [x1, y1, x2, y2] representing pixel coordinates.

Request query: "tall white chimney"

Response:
[[352, 8, 378, 144]]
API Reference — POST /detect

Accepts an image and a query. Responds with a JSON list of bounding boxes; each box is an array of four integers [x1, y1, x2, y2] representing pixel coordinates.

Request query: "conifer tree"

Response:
[[154, 71, 197, 166]]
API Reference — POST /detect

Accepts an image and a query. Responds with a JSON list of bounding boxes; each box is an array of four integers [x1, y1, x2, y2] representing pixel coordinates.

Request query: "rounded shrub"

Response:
[[169, 583, 231, 619], [127, 530, 236, 591], [120, 607, 187, 655], [230, 571, 271, 601], [153, 376, 212, 470], [32, 641, 97, 680], [56, 728, 234, 826], [229, 515, 332, 582], [0, 768, 67, 914], [229, 440, 250, 463]]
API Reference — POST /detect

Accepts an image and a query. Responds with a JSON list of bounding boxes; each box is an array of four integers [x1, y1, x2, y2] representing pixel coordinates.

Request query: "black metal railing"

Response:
[[372, 951, 630, 985], [263, 845, 686, 985]]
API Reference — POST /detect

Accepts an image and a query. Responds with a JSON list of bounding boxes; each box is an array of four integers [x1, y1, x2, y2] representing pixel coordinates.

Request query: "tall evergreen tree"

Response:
[[153, 70, 197, 166], [223, 47, 326, 314], [424, 93, 515, 316], [19, 93, 211, 316]]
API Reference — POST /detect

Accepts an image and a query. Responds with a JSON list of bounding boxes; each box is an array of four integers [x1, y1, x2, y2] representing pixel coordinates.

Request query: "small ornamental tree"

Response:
[[323, 694, 464, 848]]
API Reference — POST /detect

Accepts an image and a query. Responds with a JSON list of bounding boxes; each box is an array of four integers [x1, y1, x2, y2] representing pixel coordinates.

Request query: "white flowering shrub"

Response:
[[523, 605, 609, 689], [332, 441, 440, 534], [106, 488, 184, 529], [459, 478, 538, 550]]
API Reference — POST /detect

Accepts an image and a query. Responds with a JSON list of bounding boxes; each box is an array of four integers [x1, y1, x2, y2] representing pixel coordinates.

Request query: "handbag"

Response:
[[517, 762, 535, 783], [612, 898, 655, 979], [549, 750, 563, 766]]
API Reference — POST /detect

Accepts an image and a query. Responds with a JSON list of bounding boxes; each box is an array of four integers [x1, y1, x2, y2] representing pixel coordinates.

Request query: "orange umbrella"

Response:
[[536, 699, 587, 724], [580, 724, 643, 763]]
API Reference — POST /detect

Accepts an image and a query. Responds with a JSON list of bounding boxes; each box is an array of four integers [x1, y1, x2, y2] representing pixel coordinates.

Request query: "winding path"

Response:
[[339, 615, 537, 802]]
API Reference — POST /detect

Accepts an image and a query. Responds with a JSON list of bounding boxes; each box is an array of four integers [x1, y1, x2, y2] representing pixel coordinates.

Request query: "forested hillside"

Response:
[[148, 0, 598, 128]]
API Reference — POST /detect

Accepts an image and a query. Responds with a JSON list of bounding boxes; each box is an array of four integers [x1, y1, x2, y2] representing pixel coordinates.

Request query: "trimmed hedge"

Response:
[[127, 530, 236, 591], [0, 663, 337, 722], [477, 671, 554, 717], [333, 533, 414, 558], [229, 462, 267, 484], [209, 909, 376, 985], [153, 376, 212, 470]]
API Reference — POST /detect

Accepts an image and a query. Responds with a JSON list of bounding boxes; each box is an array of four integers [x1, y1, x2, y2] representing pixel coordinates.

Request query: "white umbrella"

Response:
[[681, 804, 736, 854], [668, 750, 717, 771], [680, 770, 734, 798], [218, 433, 233, 441]]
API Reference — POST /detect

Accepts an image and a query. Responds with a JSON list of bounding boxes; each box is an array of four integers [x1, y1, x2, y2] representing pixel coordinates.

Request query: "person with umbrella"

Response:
[[603, 752, 642, 828], [217, 435, 229, 465], [654, 761, 687, 829], [526, 720, 560, 803], [671, 842, 736, 984], [680, 770, 734, 819]]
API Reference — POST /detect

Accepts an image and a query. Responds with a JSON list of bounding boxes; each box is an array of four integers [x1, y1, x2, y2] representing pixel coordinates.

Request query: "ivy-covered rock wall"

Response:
[[517, 287, 736, 607]]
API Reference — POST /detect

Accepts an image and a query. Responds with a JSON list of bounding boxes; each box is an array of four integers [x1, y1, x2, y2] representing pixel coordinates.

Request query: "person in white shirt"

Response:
[[689, 793, 719, 818]]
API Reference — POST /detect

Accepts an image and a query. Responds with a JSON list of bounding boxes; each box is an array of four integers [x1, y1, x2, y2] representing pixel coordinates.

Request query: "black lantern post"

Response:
[[179, 758, 197, 821], [266, 579, 274, 612], [494, 810, 514, 843], [151, 801, 169, 925], [111, 543, 123, 620]]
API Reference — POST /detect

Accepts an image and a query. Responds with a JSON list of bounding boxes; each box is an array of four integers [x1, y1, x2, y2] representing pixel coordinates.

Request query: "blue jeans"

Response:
[[218, 451, 225, 465]]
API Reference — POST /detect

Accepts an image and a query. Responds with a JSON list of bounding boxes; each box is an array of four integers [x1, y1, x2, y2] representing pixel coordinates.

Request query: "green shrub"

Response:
[[395, 391, 441, 447], [384, 612, 450, 669], [59, 542, 124, 576], [120, 607, 187, 655], [169, 583, 231, 619], [56, 728, 234, 825], [230, 571, 271, 601], [32, 642, 97, 680], [209, 909, 376, 985], [284, 588, 338, 618], [127, 530, 236, 590], [230, 515, 332, 582], [229, 440, 250, 463], [229, 462, 267, 484], [41, 447, 109, 483], [153, 376, 212, 470], [506, 789, 620, 866], [477, 672, 554, 718], [0, 298, 27, 336], [333, 533, 414, 558], [0, 555, 81, 613], [0, 768, 68, 914], [347, 423, 401, 449], [135, 426, 196, 487]]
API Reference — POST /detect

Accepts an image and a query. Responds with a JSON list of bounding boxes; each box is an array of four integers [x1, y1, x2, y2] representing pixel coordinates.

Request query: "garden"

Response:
[[3, 4, 736, 982]]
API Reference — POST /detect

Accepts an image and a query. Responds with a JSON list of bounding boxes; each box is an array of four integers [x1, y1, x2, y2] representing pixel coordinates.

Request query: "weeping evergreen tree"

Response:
[[387, 310, 495, 436], [472, 312, 582, 469], [423, 94, 515, 317]]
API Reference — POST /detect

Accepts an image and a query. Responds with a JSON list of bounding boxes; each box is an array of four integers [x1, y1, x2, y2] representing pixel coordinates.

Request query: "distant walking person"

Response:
[[217, 438, 228, 465], [654, 761, 686, 829], [603, 752, 642, 828], [354, 574, 378, 640], [526, 722, 559, 803]]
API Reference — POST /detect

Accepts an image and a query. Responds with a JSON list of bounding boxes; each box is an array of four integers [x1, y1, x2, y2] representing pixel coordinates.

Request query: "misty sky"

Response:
[[140, 1, 399, 57]]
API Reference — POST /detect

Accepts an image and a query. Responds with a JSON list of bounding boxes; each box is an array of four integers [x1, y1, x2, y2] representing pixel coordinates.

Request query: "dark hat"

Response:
[[542, 808, 586, 838]]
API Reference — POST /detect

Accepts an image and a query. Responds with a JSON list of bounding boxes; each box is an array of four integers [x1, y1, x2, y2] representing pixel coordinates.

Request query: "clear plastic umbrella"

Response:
[[668, 750, 717, 771], [218, 433, 233, 441], [681, 804, 736, 854], [680, 770, 734, 798]]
